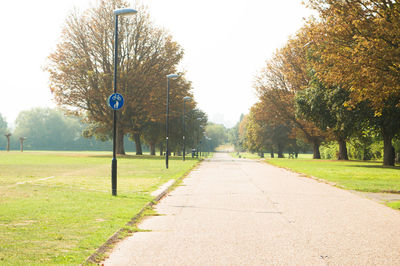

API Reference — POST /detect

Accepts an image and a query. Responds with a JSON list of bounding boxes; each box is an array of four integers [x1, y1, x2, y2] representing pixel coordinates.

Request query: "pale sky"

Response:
[[0, 0, 312, 128]]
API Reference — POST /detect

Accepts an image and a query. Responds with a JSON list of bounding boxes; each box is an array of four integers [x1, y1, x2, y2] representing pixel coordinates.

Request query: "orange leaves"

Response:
[[45, 1, 192, 139], [305, 0, 400, 112], [252, 21, 327, 146]]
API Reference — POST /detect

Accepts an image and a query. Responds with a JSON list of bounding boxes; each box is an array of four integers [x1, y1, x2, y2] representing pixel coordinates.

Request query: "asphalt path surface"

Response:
[[104, 153, 400, 265]]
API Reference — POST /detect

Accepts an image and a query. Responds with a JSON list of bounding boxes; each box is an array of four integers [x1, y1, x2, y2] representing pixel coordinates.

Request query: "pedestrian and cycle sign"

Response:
[[108, 93, 124, 110]]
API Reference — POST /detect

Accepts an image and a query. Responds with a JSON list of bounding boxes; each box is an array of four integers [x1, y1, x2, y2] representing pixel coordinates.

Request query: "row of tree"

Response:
[[45, 0, 209, 155], [1, 108, 230, 153], [236, 0, 400, 166], [0, 114, 9, 150], [1, 109, 113, 151]]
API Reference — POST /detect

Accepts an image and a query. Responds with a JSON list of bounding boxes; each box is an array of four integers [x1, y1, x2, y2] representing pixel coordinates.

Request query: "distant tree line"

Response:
[[0, 114, 8, 149], [1, 108, 113, 151], [0, 108, 231, 153], [204, 123, 230, 152], [231, 0, 400, 166]]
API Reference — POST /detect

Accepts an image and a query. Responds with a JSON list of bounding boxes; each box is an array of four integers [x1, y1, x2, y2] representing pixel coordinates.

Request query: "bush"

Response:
[[320, 140, 383, 161], [320, 142, 337, 159]]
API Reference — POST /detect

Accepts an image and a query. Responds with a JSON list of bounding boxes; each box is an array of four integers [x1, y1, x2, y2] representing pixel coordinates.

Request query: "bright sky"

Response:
[[0, 0, 312, 128]]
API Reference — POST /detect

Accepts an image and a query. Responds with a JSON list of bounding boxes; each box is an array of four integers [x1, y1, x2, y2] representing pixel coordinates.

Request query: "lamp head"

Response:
[[114, 8, 137, 16], [167, 74, 179, 79], [183, 96, 192, 101]]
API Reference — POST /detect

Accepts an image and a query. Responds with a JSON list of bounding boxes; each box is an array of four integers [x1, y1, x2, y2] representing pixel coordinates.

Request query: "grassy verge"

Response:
[[201, 152, 214, 158], [387, 201, 400, 210], [265, 157, 400, 210], [0, 151, 199, 265]]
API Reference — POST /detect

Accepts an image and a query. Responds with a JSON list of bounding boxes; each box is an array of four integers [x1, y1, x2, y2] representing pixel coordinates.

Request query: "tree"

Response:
[[238, 114, 250, 152], [13, 108, 78, 150], [305, 0, 400, 165], [229, 114, 245, 152], [46, 0, 186, 155], [249, 103, 293, 158], [296, 79, 368, 160], [350, 127, 377, 161], [307, 0, 400, 109], [369, 98, 400, 165], [142, 121, 164, 155], [13, 107, 114, 151], [185, 109, 208, 153], [245, 107, 274, 157], [205, 123, 229, 151], [0, 114, 8, 150], [145, 77, 196, 156], [254, 37, 325, 159]]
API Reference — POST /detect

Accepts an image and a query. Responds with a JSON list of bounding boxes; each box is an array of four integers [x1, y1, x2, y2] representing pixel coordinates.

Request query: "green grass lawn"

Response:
[[266, 157, 400, 193], [265, 157, 400, 210], [0, 151, 199, 265]]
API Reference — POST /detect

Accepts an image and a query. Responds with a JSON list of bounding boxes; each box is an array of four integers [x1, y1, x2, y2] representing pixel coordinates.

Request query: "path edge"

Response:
[[82, 160, 203, 265], [262, 159, 400, 209]]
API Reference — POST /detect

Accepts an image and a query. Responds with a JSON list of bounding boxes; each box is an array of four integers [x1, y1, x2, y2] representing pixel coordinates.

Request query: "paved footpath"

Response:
[[104, 153, 400, 265]]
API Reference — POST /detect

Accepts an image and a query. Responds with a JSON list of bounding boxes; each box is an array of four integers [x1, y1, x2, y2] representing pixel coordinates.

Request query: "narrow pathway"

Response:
[[104, 153, 400, 265]]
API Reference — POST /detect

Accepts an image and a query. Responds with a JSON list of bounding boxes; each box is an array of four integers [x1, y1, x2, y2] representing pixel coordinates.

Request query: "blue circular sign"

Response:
[[108, 93, 124, 110]]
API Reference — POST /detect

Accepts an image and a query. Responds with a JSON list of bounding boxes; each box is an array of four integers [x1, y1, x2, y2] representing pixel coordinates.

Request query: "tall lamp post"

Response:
[[182, 96, 191, 161], [205, 136, 211, 156], [165, 74, 179, 169], [196, 118, 202, 158], [111, 8, 137, 196], [200, 131, 206, 157]]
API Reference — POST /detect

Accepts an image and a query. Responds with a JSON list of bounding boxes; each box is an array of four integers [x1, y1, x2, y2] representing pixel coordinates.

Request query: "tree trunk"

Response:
[[134, 133, 142, 155], [270, 147, 274, 158], [116, 129, 125, 155], [362, 146, 371, 161], [5, 134, 11, 152], [159, 144, 163, 156], [337, 138, 348, 160], [259, 151, 264, 158], [312, 138, 321, 159], [383, 132, 395, 166], [150, 143, 156, 155], [277, 144, 284, 158]]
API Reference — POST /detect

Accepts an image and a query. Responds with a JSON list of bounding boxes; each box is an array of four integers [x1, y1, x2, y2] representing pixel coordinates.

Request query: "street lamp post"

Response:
[[111, 8, 137, 196], [200, 131, 206, 157], [205, 136, 211, 156], [165, 74, 179, 169], [182, 96, 191, 161], [196, 118, 202, 158]]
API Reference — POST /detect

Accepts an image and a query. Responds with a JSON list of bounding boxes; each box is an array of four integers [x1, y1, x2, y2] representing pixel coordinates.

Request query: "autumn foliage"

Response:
[[245, 0, 400, 166], [46, 0, 203, 154]]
